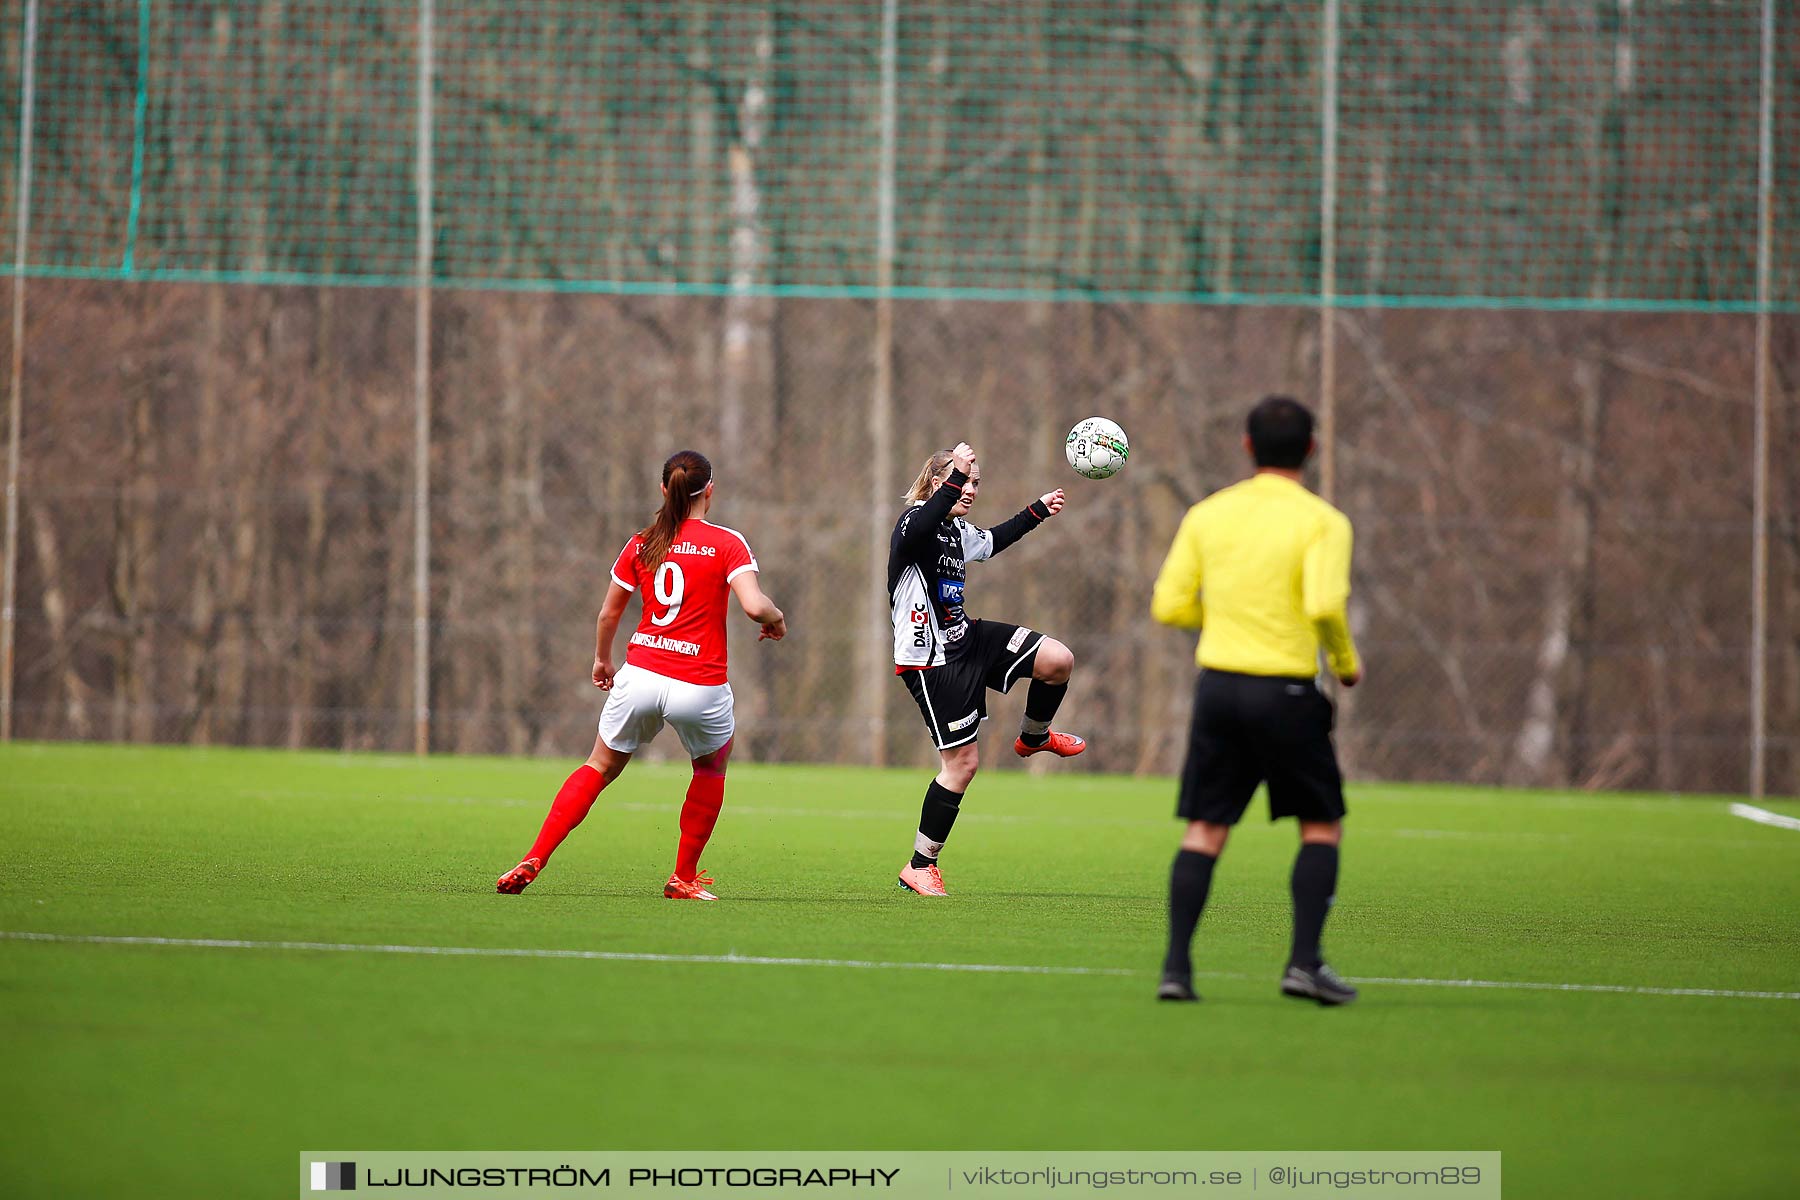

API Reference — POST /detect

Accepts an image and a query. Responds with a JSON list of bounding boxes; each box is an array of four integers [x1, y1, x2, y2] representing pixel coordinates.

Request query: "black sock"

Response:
[[910, 780, 963, 868], [1019, 679, 1068, 746], [1163, 849, 1217, 980], [1289, 842, 1340, 970]]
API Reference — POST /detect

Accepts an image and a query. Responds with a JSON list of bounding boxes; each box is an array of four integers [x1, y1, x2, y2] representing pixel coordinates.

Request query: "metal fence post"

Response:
[[864, 0, 899, 766], [412, 0, 436, 755], [1749, 0, 1775, 797], [1, 0, 42, 744]]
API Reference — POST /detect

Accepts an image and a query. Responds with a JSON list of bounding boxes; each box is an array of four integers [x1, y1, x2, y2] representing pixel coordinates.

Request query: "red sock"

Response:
[[524, 765, 606, 867], [675, 767, 727, 881]]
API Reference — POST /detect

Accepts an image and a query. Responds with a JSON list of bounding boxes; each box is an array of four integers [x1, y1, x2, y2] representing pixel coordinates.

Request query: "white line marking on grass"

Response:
[[1388, 828, 1570, 842], [21, 782, 1787, 843], [3, 931, 1795, 1000], [0, 931, 1132, 978], [613, 801, 1064, 826], [1728, 803, 1800, 833], [1344, 975, 1800, 1001], [1183, 969, 1799, 1001], [1364, 791, 1731, 814], [614, 801, 923, 822]]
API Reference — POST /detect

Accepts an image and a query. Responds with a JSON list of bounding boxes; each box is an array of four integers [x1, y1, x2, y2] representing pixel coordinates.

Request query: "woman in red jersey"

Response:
[[496, 450, 785, 900]]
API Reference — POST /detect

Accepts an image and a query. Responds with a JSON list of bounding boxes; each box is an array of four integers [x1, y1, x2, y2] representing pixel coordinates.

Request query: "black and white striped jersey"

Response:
[[887, 468, 1051, 669]]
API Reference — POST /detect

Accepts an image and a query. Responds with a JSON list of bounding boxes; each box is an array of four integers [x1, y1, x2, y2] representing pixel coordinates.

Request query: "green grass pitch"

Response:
[[1, 742, 1796, 1198]]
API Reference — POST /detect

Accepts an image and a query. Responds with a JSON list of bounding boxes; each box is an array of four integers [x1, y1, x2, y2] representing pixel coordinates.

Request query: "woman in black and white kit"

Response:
[[888, 441, 1085, 896]]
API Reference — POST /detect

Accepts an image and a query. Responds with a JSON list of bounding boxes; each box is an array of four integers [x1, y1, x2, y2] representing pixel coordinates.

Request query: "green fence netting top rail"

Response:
[[0, 0, 1794, 310]]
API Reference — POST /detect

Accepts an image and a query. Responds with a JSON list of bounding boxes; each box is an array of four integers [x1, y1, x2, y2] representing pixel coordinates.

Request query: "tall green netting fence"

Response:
[[1, 1, 1796, 794]]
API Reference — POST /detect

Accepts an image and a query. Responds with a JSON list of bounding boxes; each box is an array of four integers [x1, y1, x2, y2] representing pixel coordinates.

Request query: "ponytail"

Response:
[[638, 450, 714, 571], [904, 450, 957, 502]]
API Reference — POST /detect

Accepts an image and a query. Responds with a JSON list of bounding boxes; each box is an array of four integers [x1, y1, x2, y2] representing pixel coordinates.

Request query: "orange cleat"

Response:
[[1015, 731, 1087, 758], [896, 862, 949, 896], [664, 871, 720, 901], [496, 857, 541, 895]]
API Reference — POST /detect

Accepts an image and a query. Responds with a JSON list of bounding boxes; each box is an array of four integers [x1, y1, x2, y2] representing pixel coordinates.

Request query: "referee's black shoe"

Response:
[[1156, 975, 1199, 1002], [1280, 962, 1358, 1006]]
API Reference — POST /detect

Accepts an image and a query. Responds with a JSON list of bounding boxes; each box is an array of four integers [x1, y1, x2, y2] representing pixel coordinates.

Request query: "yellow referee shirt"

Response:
[[1151, 473, 1360, 680]]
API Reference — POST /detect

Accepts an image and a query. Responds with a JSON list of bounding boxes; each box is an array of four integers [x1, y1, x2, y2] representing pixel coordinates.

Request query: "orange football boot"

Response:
[[1014, 731, 1086, 758], [896, 862, 949, 896], [664, 871, 720, 901], [496, 857, 541, 894]]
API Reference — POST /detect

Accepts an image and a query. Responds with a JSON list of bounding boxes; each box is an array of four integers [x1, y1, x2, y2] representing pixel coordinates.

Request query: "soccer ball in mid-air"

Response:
[[1066, 417, 1130, 480]]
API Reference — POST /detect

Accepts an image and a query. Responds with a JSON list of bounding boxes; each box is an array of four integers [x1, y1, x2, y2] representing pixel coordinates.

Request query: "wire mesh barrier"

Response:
[[1, 1, 1795, 793]]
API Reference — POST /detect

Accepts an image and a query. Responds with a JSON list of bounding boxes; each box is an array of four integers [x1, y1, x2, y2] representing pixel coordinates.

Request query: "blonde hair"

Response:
[[904, 450, 957, 502]]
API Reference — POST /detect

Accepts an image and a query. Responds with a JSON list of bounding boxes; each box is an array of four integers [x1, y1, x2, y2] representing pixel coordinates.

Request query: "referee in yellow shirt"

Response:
[[1150, 396, 1361, 1006]]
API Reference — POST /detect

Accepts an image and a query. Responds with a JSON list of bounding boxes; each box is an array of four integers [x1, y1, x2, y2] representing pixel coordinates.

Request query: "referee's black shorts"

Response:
[[1177, 669, 1346, 825]]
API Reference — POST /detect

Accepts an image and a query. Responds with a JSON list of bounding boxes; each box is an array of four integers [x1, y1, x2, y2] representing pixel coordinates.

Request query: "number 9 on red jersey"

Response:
[[610, 521, 759, 686]]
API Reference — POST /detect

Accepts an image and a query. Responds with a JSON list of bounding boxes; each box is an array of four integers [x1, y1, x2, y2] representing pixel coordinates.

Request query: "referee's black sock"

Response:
[[910, 780, 963, 868], [1019, 679, 1068, 746], [1162, 848, 1217, 981], [1289, 842, 1339, 970]]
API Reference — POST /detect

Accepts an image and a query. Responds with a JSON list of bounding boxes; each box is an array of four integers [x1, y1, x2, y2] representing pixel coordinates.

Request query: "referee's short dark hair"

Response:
[[1247, 396, 1315, 469]]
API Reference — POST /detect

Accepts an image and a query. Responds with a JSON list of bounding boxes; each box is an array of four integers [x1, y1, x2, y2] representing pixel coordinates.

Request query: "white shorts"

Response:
[[598, 664, 736, 759]]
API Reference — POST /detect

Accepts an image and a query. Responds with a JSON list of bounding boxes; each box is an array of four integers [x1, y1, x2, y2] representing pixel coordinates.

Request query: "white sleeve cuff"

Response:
[[726, 562, 759, 583], [610, 573, 636, 592]]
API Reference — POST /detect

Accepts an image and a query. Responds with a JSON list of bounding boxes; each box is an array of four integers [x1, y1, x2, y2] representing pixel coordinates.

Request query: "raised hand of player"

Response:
[[1038, 488, 1066, 516], [758, 614, 787, 642], [593, 656, 618, 690], [950, 442, 976, 475]]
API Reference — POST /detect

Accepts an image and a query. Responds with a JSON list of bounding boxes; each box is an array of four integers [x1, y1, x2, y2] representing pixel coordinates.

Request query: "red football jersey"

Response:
[[610, 519, 759, 685]]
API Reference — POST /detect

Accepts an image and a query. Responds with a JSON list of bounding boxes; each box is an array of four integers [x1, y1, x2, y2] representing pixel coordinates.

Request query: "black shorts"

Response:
[[1177, 669, 1346, 825], [900, 620, 1045, 750]]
